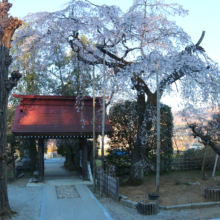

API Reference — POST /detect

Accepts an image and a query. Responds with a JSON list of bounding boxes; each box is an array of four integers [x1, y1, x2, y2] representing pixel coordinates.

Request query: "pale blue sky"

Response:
[[9, 0, 220, 110]]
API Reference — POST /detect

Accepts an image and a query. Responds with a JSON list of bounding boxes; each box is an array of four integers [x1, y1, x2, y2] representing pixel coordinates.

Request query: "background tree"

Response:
[[109, 101, 173, 172], [0, 0, 22, 218], [12, 25, 100, 96], [109, 101, 137, 152], [188, 112, 220, 156], [57, 139, 93, 172], [10, 26, 102, 172], [6, 104, 20, 178], [13, 0, 220, 183], [146, 105, 174, 171], [6, 134, 20, 179]]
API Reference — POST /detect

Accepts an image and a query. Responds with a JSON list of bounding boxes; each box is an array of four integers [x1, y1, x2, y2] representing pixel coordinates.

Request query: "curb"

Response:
[[159, 201, 220, 210], [120, 198, 138, 209], [119, 194, 220, 211], [40, 186, 46, 220], [86, 186, 114, 220]]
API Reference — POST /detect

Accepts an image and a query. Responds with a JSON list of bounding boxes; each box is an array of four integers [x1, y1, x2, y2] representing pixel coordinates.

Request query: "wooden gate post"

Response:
[[38, 138, 44, 182], [82, 138, 88, 180]]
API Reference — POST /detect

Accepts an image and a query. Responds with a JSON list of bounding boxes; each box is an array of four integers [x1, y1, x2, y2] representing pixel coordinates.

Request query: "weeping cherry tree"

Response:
[[13, 0, 220, 184]]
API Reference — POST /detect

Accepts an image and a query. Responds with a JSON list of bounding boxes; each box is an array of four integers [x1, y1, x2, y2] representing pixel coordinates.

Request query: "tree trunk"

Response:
[[130, 93, 146, 184], [130, 89, 157, 184], [0, 46, 11, 218], [0, 1, 22, 216]]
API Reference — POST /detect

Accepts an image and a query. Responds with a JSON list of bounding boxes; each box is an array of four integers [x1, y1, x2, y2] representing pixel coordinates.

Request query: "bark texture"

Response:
[[130, 88, 156, 184], [0, 0, 22, 217]]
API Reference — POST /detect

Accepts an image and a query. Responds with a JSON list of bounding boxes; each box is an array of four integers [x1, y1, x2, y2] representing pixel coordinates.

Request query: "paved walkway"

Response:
[[42, 184, 112, 220], [38, 158, 113, 220], [44, 158, 77, 179]]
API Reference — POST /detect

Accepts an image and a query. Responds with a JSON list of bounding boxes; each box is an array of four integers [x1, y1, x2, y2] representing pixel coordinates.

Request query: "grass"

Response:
[[7, 171, 14, 178], [215, 171, 220, 176], [95, 159, 101, 168]]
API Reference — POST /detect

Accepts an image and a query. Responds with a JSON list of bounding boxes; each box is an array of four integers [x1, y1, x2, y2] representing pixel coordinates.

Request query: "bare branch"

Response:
[[188, 123, 220, 155], [196, 31, 205, 47]]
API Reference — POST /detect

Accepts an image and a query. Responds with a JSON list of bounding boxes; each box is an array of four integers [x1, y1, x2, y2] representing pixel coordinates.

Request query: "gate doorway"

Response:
[[11, 94, 113, 182]]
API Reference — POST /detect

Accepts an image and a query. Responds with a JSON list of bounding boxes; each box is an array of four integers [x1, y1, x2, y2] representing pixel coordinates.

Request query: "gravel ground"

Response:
[[98, 197, 220, 220], [7, 179, 42, 220], [55, 185, 80, 199], [6, 178, 220, 220]]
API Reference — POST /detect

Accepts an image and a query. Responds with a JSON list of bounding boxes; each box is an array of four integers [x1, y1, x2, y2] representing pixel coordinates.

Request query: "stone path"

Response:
[[39, 158, 113, 220], [42, 184, 112, 220]]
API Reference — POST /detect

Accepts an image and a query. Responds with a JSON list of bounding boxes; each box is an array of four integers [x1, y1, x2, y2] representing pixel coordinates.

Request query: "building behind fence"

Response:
[[96, 167, 119, 201]]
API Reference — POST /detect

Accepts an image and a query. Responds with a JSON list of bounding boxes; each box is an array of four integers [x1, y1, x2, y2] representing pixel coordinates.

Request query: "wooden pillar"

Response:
[[30, 139, 37, 173], [38, 138, 44, 182], [82, 138, 88, 181]]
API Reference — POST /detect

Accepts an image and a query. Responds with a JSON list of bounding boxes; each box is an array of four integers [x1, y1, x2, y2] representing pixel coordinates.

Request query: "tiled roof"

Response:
[[11, 94, 113, 136]]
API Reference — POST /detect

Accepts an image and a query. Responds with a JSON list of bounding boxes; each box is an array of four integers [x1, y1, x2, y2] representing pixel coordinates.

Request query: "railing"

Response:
[[96, 166, 119, 201]]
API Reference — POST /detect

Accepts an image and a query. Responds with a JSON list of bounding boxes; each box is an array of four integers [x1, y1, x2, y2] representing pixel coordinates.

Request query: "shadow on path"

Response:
[[44, 158, 78, 179]]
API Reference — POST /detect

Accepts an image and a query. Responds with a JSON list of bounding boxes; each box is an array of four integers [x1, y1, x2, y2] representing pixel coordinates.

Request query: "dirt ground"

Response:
[[7, 177, 30, 187], [119, 170, 220, 206]]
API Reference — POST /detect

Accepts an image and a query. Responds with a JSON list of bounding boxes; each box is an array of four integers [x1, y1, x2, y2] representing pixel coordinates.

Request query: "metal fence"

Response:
[[96, 166, 119, 201]]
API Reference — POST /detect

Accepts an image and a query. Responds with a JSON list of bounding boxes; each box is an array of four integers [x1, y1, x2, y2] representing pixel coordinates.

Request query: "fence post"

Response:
[[115, 177, 119, 201], [100, 169, 103, 197], [212, 154, 219, 177]]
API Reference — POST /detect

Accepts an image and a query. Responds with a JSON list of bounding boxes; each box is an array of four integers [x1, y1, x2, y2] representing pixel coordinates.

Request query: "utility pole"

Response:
[[156, 62, 160, 193], [101, 54, 106, 172], [100, 53, 106, 197], [92, 65, 96, 192]]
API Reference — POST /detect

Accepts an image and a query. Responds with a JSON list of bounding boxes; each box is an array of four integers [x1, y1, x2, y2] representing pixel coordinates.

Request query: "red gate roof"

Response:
[[11, 94, 113, 138]]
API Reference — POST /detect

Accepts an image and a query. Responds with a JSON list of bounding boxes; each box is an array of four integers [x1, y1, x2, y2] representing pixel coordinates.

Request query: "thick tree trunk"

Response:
[[130, 93, 146, 184], [130, 90, 157, 184], [0, 46, 11, 219], [0, 1, 22, 217]]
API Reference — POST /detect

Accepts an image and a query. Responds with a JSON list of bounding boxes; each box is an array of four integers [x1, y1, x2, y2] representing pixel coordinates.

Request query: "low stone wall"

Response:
[[160, 201, 220, 210], [119, 195, 138, 209]]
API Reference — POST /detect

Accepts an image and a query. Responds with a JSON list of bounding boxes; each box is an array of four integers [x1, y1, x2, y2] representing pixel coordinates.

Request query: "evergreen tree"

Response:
[[109, 101, 173, 171]]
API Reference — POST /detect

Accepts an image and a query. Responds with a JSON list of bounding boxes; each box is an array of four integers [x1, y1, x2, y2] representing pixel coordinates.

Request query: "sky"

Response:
[[9, 0, 220, 110]]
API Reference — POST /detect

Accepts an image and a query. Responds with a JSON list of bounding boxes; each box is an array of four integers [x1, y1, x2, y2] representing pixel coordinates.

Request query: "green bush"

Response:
[[105, 154, 131, 176], [108, 101, 174, 174]]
